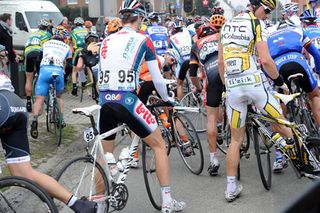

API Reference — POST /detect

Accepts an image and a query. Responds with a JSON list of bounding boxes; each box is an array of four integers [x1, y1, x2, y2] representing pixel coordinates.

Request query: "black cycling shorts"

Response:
[[99, 91, 158, 140], [25, 51, 42, 73], [138, 81, 156, 104], [178, 60, 191, 81], [0, 90, 30, 163], [206, 70, 223, 108]]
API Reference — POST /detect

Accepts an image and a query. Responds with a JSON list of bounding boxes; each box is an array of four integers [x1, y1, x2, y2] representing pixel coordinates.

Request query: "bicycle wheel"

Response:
[[253, 126, 272, 190], [46, 95, 53, 133], [180, 92, 207, 133], [0, 176, 58, 213], [31, 75, 38, 104], [52, 100, 62, 146], [55, 156, 109, 211], [173, 113, 204, 175], [142, 142, 162, 210]]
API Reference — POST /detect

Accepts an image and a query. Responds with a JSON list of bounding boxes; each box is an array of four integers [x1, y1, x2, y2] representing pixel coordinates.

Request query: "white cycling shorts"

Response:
[[226, 72, 282, 129]]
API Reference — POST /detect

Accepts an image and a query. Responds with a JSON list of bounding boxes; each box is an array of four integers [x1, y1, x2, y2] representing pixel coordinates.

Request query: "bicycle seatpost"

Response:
[[89, 115, 99, 135]]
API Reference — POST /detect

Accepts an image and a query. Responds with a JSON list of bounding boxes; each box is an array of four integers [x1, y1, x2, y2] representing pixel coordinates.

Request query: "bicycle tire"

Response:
[[80, 86, 84, 103], [52, 100, 62, 146], [0, 176, 58, 213], [301, 109, 318, 137], [55, 156, 109, 212], [180, 92, 207, 133], [31, 75, 38, 104], [142, 142, 162, 210], [46, 95, 52, 133], [173, 113, 204, 175], [253, 126, 272, 190]]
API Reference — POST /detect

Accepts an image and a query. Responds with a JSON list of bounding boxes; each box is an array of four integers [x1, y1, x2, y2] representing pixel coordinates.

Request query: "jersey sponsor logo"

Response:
[[10, 106, 26, 113], [224, 24, 246, 33], [199, 41, 218, 60], [105, 93, 122, 101], [222, 33, 250, 41], [125, 97, 134, 105], [123, 37, 137, 59], [101, 39, 109, 59], [135, 102, 156, 125]]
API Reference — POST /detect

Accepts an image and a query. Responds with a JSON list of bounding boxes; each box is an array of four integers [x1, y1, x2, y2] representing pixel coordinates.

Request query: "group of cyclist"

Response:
[[1, 0, 320, 211]]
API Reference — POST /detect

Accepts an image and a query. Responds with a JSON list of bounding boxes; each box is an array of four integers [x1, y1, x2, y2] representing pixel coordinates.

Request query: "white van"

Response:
[[0, 0, 63, 54]]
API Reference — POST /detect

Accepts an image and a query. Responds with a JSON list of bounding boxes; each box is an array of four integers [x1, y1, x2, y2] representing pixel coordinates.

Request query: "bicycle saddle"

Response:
[[288, 73, 304, 82], [72, 105, 101, 116], [51, 73, 60, 79], [274, 92, 301, 105]]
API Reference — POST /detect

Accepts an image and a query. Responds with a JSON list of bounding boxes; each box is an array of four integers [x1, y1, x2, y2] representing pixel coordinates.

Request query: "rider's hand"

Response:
[[164, 96, 177, 107], [278, 83, 289, 93]]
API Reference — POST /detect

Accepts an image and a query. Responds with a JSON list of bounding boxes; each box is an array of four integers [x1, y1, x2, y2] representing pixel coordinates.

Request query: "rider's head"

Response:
[[38, 18, 50, 31], [300, 9, 318, 27], [85, 32, 99, 44], [211, 6, 225, 15], [148, 12, 159, 24], [171, 22, 183, 35], [281, 2, 299, 18], [74, 17, 84, 26], [309, 0, 318, 9], [165, 48, 179, 66], [0, 44, 8, 68], [196, 23, 217, 39], [106, 18, 123, 35], [119, 0, 147, 32], [210, 14, 226, 32], [53, 26, 69, 42], [249, 0, 276, 20]]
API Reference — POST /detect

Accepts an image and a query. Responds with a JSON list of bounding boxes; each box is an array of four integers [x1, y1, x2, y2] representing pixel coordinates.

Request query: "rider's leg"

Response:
[[177, 60, 190, 101], [308, 86, 320, 127], [25, 72, 34, 99]]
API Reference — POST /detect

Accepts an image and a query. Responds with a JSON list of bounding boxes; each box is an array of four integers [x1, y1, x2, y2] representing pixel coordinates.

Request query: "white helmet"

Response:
[[281, 2, 299, 15], [165, 48, 180, 63]]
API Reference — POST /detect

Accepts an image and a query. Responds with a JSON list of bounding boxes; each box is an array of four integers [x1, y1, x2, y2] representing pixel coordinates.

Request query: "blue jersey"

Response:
[[303, 25, 320, 50], [145, 23, 169, 55], [268, 26, 320, 73]]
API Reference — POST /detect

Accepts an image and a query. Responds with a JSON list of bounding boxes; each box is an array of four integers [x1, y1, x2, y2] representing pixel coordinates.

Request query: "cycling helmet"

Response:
[[196, 23, 216, 38], [85, 20, 93, 28], [309, 0, 318, 3], [74, 17, 84, 25], [210, 15, 226, 30], [300, 9, 318, 23], [119, 0, 147, 18], [107, 18, 122, 34], [148, 12, 159, 22], [211, 6, 225, 15], [53, 26, 69, 41], [167, 21, 176, 30], [85, 32, 99, 43], [38, 18, 50, 27], [165, 48, 180, 64], [250, 0, 277, 11], [0, 44, 6, 52], [281, 2, 299, 14]]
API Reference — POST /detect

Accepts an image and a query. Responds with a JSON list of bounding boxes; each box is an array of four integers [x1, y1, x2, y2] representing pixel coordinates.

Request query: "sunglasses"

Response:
[[261, 4, 271, 14]]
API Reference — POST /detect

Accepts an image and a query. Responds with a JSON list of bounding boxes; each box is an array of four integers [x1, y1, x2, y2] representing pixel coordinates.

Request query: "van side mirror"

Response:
[[17, 22, 28, 32]]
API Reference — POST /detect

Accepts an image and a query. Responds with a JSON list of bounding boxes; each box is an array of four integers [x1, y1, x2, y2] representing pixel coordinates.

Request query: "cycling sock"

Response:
[[161, 186, 172, 206], [210, 152, 217, 163], [73, 83, 77, 89], [227, 176, 236, 193], [275, 149, 283, 162], [67, 195, 78, 207]]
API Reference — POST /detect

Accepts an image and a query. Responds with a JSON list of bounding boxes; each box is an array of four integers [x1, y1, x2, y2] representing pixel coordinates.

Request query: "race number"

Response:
[[83, 127, 95, 143], [98, 69, 135, 91], [153, 40, 163, 48]]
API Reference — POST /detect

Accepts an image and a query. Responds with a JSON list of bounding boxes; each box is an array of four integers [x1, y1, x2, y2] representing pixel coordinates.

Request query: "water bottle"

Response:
[[271, 133, 291, 153], [105, 152, 118, 177], [116, 147, 130, 172]]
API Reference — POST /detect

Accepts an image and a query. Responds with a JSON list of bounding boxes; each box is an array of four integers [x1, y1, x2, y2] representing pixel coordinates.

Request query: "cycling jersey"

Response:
[[190, 33, 222, 107], [140, 55, 164, 81], [220, 12, 282, 128], [71, 26, 88, 50], [170, 28, 193, 63], [302, 25, 320, 69], [145, 23, 169, 55], [24, 30, 52, 56], [40, 40, 71, 68], [0, 71, 14, 92]]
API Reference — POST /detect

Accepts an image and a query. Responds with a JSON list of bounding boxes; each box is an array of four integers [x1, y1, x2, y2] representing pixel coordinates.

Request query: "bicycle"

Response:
[[0, 175, 58, 212], [247, 92, 320, 190], [55, 105, 149, 212], [31, 72, 39, 104], [285, 73, 319, 137], [45, 73, 63, 146]]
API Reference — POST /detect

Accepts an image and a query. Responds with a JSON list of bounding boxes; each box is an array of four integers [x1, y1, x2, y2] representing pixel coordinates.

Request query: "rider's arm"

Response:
[[218, 43, 225, 84], [145, 38, 169, 102], [304, 37, 320, 74]]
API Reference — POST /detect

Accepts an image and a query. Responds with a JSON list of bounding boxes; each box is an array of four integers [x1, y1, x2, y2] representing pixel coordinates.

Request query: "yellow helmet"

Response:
[[250, 0, 277, 11]]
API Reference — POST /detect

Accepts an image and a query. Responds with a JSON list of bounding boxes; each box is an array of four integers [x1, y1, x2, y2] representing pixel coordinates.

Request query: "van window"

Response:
[[15, 12, 28, 32], [25, 12, 63, 29]]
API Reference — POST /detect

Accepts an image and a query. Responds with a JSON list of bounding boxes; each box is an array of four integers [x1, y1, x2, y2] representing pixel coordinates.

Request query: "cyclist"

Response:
[[71, 17, 88, 96], [145, 12, 169, 55], [309, 0, 319, 9], [85, 20, 93, 32], [300, 9, 320, 72], [219, 0, 294, 202], [30, 26, 71, 139], [268, 14, 320, 136], [280, 2, 301, 27], [211, 6, 225, 15], [106, 18, 123, 36], [0, 44, 97, 213], [98, 0, 185, 212], [76, 32, 100, 101], [189, 15, 226, 176], [24, 18, 52, 112], [170, 23, 195, 101]]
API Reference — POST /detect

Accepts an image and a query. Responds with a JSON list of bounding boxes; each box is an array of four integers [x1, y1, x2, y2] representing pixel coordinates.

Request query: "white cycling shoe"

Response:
[[273, 159, 288, 173], [162, 199, 186, 213], [225, 184, 243, 202]]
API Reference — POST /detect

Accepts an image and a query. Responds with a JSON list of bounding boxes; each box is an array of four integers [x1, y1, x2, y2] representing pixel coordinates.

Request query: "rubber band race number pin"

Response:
[[84, 127, 95, 143]]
